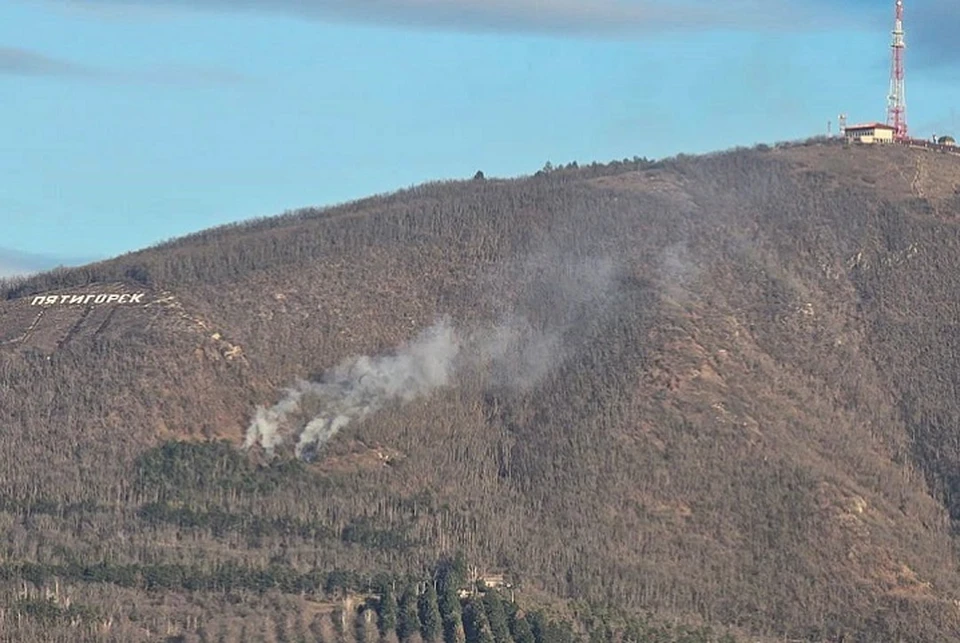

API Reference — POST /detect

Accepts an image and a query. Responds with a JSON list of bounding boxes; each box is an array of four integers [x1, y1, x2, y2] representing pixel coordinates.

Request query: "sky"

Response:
[[2, 0, 959, 272]]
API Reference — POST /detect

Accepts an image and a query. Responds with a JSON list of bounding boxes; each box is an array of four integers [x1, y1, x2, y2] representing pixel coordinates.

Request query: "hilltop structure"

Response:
[[886, 0, 907, 140], [843, 123, 896, 144], [838, 1, 959, 149]]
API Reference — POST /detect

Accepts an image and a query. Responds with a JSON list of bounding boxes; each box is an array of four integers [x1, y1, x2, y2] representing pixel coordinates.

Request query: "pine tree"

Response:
[[507, 612, 534, 643], [439, 582, 462, 622], [378, 585, 399, 638], [481, 592, 513, 643], [463, 597, 494, 643], [398, 585, 422, 641], [419, 583, 443, 643], [527, 612, 546, 643], [439, 583, 465, 643], [436, 553, 467, 594]]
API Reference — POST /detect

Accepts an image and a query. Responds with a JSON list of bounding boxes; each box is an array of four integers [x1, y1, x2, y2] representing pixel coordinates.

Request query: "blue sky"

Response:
[[2, 0, 959, 272]]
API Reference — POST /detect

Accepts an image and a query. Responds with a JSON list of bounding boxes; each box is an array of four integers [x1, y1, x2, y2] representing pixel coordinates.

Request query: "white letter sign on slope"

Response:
[[29, 293, 146, 306]]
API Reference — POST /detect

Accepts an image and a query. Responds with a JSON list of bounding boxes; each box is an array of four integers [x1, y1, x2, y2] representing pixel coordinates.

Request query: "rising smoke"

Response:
[[243, 253, 621, 460], [244, 318, 460, 459]]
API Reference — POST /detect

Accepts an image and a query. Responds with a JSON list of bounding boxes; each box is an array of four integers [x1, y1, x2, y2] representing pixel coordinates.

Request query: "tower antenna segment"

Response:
[[886, 0, 907, 140]]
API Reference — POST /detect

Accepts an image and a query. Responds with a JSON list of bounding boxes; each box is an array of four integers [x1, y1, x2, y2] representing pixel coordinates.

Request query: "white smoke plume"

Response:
[[470, 312, 563, 392], [244, 317, 460, 459], [242, 386, 304, 453], [244, 254, 622, 459]]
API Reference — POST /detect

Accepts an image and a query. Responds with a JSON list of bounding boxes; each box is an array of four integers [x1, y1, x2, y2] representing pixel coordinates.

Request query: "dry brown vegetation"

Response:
[[3, 139, 960, 640]]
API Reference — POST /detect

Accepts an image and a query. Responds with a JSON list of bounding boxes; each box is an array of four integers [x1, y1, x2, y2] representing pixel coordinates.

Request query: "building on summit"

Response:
[[843, 123, 896, 144]]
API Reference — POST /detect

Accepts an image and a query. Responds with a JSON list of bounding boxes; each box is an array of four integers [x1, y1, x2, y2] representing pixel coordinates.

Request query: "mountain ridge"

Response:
[[3, 139, 960, 640]]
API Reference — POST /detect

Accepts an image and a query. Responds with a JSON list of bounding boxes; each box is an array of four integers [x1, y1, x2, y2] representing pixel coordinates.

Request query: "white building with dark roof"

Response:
[[843, 122, 896, 144]]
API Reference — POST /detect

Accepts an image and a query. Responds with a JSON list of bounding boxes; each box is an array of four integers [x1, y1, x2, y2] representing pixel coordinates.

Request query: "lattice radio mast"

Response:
[[886, 0, 907, 140]]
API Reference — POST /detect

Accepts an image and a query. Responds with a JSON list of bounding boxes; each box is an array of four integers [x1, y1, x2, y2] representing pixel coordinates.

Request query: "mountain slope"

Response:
[[3, 140, 960, 641]]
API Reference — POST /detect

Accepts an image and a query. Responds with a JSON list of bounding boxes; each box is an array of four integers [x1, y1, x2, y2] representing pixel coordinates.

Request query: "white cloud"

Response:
[[0, 44, 248, 84], [0, 46, 97, 77], [0, 248, 93, 278], [54, 0, 842, 35]]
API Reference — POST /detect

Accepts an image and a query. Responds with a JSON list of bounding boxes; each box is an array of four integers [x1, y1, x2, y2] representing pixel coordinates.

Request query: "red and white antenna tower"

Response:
[[886, 0, 907, 140]]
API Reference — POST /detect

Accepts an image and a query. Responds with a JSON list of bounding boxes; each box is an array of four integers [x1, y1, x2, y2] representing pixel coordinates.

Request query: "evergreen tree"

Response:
[[481, 591, 513, 643], [378, 585, 399, 638], [527, 612, 546, 643], [439, 583, 465, 643], [419, 583, 443, 642], [398, 585, 422, 641], [436, 553, 467, 593], [463, 597, 494, 643], [507, 612, 535, 643], [439, 582, 462, 621]]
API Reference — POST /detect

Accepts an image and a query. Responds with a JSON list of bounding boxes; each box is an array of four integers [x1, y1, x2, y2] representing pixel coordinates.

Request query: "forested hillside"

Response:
[[3, 138, 960, 641]]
